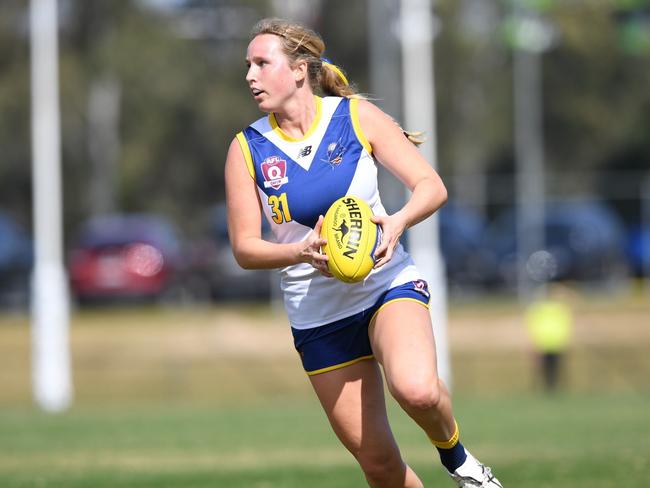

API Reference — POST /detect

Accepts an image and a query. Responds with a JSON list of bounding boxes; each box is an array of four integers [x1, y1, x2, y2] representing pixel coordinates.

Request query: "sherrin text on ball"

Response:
[[321, 196, 380, 283]]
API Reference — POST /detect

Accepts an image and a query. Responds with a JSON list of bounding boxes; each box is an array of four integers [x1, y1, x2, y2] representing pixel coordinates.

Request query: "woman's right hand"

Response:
[[299, 215, 332, 277]]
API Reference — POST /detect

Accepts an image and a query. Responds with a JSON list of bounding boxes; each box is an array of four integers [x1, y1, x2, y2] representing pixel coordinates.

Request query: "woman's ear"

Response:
[[293, 59, 308, 83]]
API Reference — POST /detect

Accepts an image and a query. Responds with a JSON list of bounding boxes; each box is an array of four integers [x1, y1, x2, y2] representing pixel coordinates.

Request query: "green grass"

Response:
[[1, 297, 649, 487], [1, 392, 649, 487]]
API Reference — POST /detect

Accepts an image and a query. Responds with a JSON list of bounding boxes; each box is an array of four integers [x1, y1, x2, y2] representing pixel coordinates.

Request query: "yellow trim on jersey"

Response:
[[369, 297, 430, 326], [430, 420, 460, 449], [350, 98, 372, 155], [235, 131, 255, 179], [269, 96, 323, 142], [306, 355, 374, 376]]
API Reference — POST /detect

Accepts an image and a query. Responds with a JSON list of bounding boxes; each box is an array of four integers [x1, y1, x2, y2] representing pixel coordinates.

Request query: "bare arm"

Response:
[[356, 99, 448, 267], [224, 137, 329, 273]]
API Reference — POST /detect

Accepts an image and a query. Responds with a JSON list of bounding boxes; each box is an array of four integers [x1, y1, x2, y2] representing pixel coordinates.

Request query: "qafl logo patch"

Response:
[[261, 156, 289, 190]]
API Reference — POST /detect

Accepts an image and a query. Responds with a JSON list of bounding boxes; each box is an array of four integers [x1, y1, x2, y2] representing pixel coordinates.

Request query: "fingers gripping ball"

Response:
[[321, 196, 380, 283]]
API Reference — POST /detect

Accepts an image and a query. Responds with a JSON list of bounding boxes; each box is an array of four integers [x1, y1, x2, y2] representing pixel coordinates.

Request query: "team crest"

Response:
[[323, 140, 346, 166], [413, 279, 430, 299], [261, 156, 289, 189]]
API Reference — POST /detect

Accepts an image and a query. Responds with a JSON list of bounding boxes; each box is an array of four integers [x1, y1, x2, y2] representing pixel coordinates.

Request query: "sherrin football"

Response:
[[321, 196, 380, 283]]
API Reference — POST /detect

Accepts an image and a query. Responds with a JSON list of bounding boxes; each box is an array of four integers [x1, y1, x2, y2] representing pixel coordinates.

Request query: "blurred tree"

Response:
[[433, 0, 650, 216], [0, 2, 32, 230], [57, 0, 260, 237], [544, 3, 650, 187], [435, 0, 511, 211], [0, 0, 648, 248]]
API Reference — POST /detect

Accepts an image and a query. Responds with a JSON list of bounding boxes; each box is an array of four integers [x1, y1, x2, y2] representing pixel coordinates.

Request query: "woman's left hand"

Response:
[[371, 213, 407, 268], [299, 215, 333, 277]]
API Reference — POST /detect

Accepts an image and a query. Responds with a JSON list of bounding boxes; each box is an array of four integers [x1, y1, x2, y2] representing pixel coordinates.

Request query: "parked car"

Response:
[[0, 211, 33, 308], [437, 202, 495, 290], [68, 214, 204, 304], [206, 203, 275, 301], [626, 225, 650, 277], [483, 200, 629, 287]]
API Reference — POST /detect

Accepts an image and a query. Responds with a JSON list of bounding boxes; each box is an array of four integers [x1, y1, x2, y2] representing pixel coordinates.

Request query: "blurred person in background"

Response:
[[526, 284, 574, 393], [225, 18, 502, 488]]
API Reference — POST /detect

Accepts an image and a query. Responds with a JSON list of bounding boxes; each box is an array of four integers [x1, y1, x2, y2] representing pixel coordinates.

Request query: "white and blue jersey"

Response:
[[236, 96, 420, 329]]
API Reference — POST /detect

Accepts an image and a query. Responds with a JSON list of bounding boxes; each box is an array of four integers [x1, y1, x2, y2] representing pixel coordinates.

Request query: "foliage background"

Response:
[[1, 0, 649, 241]]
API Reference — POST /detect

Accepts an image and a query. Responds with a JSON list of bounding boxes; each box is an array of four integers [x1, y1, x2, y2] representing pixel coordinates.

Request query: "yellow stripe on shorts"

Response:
[[306, 355, 375, 376]]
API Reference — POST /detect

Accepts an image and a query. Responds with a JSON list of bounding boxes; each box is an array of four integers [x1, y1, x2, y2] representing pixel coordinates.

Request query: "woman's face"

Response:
[[246, 34, 303, 113]]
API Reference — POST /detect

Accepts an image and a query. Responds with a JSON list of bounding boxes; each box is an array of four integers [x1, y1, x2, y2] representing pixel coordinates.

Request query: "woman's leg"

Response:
[[309, 359, 423, 488], [369, 300, 455, 442], [368, 299, 503, 487]]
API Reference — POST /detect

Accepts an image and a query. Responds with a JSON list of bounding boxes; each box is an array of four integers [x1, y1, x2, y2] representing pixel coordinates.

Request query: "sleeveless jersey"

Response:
[[236, 96, 420, 329]]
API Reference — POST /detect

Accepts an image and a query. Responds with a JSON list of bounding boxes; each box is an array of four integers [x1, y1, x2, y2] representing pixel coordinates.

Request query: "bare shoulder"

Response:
[[355, 98, 410, 147], [226, 136, 243, 161], [355, 98, 392, 126], [226, 135, 253, 177]]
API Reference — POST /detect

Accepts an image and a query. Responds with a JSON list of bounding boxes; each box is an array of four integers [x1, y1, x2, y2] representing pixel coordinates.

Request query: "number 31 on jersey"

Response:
[[268, 193, 292, 224]]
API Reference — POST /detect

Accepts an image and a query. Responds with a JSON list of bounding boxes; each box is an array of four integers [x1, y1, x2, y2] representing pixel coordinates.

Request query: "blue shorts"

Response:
[[291, 280, 430, 376]]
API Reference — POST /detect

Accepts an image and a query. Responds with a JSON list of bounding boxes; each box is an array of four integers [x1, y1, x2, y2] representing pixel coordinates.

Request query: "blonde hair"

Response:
[[250, 18, 357, 98], [250, 18, 422, 145]]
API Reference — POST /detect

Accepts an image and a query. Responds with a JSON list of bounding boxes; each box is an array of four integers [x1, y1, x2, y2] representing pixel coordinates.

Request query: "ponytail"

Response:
[[402, 129, 425, 146], [319, 58, 422, 145], [319, 57, 357, 98]]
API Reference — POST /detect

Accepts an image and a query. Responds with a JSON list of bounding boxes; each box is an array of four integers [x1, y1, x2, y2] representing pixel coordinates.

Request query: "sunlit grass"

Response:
[[0, 298, 649, 486], [1, 393, 648, 487]]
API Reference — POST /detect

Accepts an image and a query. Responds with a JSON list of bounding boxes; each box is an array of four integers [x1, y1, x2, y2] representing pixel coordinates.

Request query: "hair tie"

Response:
[[321, 57, 349, 86]]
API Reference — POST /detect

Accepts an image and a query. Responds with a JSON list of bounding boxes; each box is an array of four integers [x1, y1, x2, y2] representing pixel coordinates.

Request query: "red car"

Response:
[[68, 214, 189, 303]]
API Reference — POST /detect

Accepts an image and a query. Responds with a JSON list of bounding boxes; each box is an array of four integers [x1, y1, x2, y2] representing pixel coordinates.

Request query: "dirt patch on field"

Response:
[[448, 305, 650, 352], [200, 299, 650, 357], [1, 297, 648, 403], [3, 296, 649, 362]]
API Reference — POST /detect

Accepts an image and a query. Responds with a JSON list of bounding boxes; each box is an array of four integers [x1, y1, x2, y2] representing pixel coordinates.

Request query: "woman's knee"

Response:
[[356, 450, 406, 485], [390, 376, 443, 413]]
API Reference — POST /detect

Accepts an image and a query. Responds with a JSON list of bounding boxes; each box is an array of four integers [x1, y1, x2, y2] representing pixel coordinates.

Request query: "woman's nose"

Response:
[[245, 66, 255, 83]]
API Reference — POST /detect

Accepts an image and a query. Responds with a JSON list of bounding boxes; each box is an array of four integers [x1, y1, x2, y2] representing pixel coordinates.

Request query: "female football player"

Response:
[[225, 17, 502, 488]]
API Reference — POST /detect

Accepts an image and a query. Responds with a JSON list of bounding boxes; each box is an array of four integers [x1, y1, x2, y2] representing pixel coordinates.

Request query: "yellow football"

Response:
[[321, 196, 380, 283]]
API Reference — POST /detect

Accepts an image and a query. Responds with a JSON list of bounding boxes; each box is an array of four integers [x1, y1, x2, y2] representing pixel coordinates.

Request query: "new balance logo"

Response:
[[298, 145, 312, 158]]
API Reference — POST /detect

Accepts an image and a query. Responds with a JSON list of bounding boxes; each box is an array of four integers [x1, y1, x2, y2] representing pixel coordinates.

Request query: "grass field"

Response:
[[1, 293, 649, 487], [1, 393, 648, 487]]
